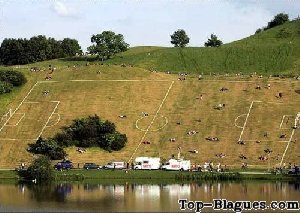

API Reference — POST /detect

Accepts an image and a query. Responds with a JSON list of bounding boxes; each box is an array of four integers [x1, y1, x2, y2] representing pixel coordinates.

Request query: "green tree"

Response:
[[19, 156, 54, 182], [204, 34, 223, 47], [170, 29, 190, 47], [88, 31, 129, 60], [61, 38, 82, 57], [267, 13, 289, 29]]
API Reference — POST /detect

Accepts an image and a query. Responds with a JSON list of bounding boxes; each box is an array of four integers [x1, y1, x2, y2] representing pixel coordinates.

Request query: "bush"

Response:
[[27, 115, 127, 159], [0, 70, 27, 86], [0, 81, 13, 94], [28, 137, 66, 160], [18, 156, 54, 182], [55, 115, 127, 151]]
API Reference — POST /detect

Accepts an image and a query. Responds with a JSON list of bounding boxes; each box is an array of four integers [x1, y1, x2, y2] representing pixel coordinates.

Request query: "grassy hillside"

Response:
[[0, 20, 299, 169], [102, 20, 300, 75], [0, 63, 299, 169]]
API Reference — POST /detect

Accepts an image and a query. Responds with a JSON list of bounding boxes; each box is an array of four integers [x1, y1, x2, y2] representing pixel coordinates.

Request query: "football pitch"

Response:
[[0, 67, 299, 169]]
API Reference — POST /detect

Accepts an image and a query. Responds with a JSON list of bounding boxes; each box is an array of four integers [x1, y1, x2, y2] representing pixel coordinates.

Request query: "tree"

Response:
[[18, 156, 54, 182], [0, 36, 82, 65], [88, 31, 129, 60], [267, 13, 289, 29], [61, 38, 82, 57], [170, 29, 190, 47], [204, 34, 223, 47]]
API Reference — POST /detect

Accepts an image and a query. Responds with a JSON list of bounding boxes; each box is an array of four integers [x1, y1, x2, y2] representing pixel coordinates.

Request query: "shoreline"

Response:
[[1, 169, 299, 182]]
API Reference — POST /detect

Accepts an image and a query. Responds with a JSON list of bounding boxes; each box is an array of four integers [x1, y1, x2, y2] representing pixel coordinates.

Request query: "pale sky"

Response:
[[0, 0, 299, 51]]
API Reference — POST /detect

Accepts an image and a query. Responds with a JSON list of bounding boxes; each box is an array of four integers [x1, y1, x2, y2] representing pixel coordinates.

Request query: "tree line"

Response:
[[0, 35, 82, 65], [28, 115, 128, 160]]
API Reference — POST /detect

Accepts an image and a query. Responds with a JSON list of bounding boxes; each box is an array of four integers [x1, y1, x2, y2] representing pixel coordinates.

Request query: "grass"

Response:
[[0, 64, 299, 169], [97, 20, 300, 76]]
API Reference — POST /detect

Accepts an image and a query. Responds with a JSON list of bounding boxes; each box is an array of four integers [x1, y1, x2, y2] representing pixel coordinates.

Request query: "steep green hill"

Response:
[[104, 20, 300, 75]]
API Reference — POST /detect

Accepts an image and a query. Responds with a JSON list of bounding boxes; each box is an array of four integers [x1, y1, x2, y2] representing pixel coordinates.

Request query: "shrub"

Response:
[[0, 70, 27, 86], [55, 115, 127, 151], [18, 156, 54, 182], [28, 137, 66, 160], [0, 81, 13, 94]]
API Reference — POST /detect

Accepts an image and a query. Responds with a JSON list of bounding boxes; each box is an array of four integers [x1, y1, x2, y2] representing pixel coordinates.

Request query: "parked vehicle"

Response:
[[288, 166, 300, 175], [161, 159, 190, 171], [134, 157, 160, 170], [104, 161, 126, 169], [83, 163, 102, 170], [54, 160, 73, 170]]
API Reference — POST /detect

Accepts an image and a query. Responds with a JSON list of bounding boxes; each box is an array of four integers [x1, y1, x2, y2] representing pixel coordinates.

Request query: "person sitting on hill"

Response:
[[237, 140, 246, 145], [169, 138, 176, 142], [142, 141, 151, 144], [214, 103, 226, 110], [189, 150, 198, 154], [42, 90, 49, 96], [142, 112, 149, 117], [241, 162, 248, 169], [206, 137, 219, 142], [276, 92, 283, 99], [220, 87, 229, 92], [187, 130, 198, 135], [239, 154, 247, 160], [264, 148, 272, 154], [279, 134, 287, 139]]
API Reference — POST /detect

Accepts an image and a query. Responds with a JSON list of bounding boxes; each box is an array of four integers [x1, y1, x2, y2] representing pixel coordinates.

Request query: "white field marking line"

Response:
[[0, 138, 36, 141], [37, 81, 59, 83], [0, 82, 38, 133], [23, 101, 40, 104], [234, 114, 246, 129], [5, 113, 25, 127], [244, 140, 289, 143], [69, 79, 172, 82], [279, 115, 286, 129], [36, 101, 60, 139], [135, 115, 168, 132], [280, 113, 299, 166], [279, 115, 293, 129], [128, 81, 174, 162], [238, 101, 257, 141], [45, 113, 61, 128]]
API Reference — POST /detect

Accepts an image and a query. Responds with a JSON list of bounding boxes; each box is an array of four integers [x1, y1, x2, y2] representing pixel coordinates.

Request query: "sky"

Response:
[[0, 0, 299, 51]]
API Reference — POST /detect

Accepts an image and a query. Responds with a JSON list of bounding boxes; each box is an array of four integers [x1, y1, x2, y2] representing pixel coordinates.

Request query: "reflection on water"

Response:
[[0, 181, 299, 212]]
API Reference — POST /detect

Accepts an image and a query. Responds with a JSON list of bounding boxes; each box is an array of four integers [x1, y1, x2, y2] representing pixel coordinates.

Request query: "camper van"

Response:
[[134, 157, 160, 170], [104, 161, 126, 169], [161, 159, 190, 171]]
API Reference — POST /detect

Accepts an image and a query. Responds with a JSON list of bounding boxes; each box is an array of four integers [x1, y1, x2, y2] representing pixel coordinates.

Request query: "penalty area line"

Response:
[[36, 101, 60, 139]]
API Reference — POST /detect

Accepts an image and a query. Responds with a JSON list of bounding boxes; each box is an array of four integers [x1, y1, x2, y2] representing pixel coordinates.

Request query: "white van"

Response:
[[104, 161, 126, 169], [161, 159, 190, 171], [134, 157, 160, 170]]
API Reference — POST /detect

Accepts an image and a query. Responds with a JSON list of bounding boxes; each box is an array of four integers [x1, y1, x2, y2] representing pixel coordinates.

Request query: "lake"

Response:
[[0, 181, 299, 212]]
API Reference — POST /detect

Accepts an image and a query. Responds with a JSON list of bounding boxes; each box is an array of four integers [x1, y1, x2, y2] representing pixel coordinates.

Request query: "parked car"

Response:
[[83, 163, 102, 170], [54, 160, 73, 170]]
